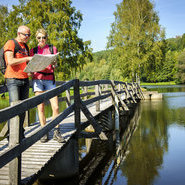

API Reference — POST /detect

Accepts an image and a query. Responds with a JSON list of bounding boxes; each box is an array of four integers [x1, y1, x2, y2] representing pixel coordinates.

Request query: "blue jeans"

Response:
[[6, 78, 29, 139], [6, 78, 29, 103]]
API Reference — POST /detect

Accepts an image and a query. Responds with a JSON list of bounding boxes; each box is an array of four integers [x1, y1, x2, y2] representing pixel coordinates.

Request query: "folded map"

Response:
[[24, 53, 59, 73]]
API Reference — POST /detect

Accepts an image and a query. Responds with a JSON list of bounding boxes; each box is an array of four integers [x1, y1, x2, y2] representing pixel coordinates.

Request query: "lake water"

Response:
[[77, 85, 185, 185]]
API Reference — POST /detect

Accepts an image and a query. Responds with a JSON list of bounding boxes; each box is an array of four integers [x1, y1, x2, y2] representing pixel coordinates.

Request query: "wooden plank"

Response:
[[111, 81, 129, 111], [123, 83, 137, 103], [95, 84, 100, 111], [0, 122, 8, 137], [79, 100, 107, 140], [80, 80, 111, 87], [0, 104, 74, 168], [9, 101, 22, 185], [66, 89, 71, 107], [83, 93, 111, 106], [74, 79, 81, 136], [83, 86, 88, 100]]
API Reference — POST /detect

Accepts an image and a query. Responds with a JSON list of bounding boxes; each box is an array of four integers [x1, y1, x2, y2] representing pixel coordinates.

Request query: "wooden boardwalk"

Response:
[[0, 79, 143, 185], [0, 95, 114, 184]]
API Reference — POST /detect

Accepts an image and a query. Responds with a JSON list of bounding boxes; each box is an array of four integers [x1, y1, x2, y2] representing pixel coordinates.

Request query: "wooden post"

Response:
[[105, 84, 108, 91], [74, 79, 81, 136], [84, 86, 88, 100], [133, 82, 142, 99], [23, 111, 29, 127], [131, 83, 140, 100], [118, 83, 121, 99], [114, 87, 120, 144], [136, 83, 145, 100], [125, 83, 137, 103], [9, 101, 22, 185], [95, 84, 100, 111], [124, 83, 128, 100], [66, 89, 71, 107]]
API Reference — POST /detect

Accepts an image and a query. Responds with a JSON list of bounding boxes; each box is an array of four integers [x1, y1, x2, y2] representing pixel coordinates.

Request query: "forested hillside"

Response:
[[76, 0, 185, 84], [76, 35, 185, 83]]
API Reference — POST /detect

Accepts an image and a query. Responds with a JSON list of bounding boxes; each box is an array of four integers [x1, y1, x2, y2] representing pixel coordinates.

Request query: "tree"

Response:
[[0, 0, 92, 80], [176, 50, 185, 84], [107, 0, 167, 82], [0, 5, 11, 45]]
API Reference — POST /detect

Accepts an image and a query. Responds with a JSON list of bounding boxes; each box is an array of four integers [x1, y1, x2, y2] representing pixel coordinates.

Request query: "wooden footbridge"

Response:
[[0, 79, 144, 185]]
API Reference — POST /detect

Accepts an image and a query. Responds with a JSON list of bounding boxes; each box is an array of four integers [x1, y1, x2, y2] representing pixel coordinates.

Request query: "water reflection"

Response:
[[119, 100, 168, 185], [78, 85, 185, 185], [78, 105, 141, 185]]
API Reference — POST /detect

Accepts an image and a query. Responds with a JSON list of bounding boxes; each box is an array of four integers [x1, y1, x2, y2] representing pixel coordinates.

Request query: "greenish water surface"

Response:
[[78, 85, 185, 185], [108, 85, 185, 185]]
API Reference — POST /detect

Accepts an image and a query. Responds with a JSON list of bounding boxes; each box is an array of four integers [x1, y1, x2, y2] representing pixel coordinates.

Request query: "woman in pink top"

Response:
[[30, 28, 65, 143]]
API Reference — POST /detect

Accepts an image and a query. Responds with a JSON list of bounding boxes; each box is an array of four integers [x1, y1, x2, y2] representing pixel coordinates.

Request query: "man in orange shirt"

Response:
[[4, 25, 32, 139]]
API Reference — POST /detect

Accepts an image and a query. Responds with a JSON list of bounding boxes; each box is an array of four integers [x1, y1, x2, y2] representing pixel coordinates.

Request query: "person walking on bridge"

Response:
[[4, 25, 32, 139], [30, 28, 65, 143]]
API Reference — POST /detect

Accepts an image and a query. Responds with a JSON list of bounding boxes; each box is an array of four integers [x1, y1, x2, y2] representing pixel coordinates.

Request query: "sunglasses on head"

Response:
[[20, 32, 31, 37], [37, 36, 46, 40]]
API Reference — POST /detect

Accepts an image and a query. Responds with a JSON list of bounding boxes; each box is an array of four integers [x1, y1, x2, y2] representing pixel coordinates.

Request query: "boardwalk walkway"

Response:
[[0, 79, 143, 184], [0, 93, 114, 184]]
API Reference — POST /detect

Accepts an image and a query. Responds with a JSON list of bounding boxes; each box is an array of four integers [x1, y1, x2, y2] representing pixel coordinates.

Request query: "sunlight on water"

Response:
[[164, 92, 185, 109]]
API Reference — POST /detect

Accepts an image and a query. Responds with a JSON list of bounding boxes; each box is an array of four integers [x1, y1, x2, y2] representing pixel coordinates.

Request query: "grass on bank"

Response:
[[140, 81, 176, 86]]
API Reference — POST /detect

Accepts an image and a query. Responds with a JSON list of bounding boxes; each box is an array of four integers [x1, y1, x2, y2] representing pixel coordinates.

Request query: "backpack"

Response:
[[0, 39, 29, 75]]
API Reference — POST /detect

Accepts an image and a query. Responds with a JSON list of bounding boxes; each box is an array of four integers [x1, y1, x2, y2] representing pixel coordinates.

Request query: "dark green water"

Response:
[[108, 85, 185, 185], [77, 85, 185, 185]]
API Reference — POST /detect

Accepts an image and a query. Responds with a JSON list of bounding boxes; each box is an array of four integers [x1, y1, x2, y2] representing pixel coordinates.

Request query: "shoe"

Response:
[[40, 134, 48, 143], [53, 128, 65, 143]]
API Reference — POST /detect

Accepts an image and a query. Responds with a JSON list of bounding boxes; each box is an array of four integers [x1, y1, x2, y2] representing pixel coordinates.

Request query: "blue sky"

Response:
[[1, 0, 185, 52]]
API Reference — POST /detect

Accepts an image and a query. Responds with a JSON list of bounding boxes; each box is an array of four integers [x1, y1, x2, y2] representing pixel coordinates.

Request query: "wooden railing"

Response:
[[0, 79, 143, 184]]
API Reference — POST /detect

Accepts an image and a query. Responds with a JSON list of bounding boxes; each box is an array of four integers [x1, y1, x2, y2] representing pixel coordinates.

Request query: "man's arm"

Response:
[[5, 51, 32, 66]]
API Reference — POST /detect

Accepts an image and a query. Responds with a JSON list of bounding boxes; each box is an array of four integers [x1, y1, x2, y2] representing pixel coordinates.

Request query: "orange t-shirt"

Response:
[[4, 40, 29, 79]]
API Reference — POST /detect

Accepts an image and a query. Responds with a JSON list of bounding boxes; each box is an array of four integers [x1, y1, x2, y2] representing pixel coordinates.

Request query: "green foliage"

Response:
[[0, 0, 92, 81], [167, 34, 185, 51], [0, 0, 184, 84], [107, 0, 167, 82], [176, 49, 185, 84]]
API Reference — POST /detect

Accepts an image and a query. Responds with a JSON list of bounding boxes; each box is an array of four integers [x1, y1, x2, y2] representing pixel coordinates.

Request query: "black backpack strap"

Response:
[[33, 46, 38, 54], [24, 43, 29, 56], [48, 44, 54, 54], [33, 45, 53, 54], [12, 39, 29, 56], [12, 39, 21, 57]]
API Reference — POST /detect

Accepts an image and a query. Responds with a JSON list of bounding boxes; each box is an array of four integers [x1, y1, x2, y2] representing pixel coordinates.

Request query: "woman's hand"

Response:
[[52, 60, 58, 68]]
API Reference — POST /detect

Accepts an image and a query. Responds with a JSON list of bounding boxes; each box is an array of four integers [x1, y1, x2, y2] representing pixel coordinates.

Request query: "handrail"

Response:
[[0, 80, 74, 123], [0, 104, 74, 168], [0, 79, 143, 184], [0, 79, 142, 125]]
